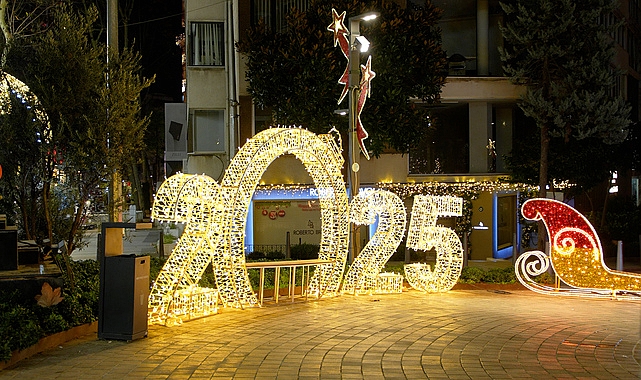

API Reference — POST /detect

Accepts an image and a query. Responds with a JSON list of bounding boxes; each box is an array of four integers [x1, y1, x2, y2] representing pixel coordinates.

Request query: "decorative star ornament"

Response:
[[356, 55, 376, 160], [328, 9, 350, 104], [486, 139, 496, 156]]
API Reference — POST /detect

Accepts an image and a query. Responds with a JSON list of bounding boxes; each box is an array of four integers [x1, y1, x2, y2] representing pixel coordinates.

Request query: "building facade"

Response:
[[172, 0, 641, 261]]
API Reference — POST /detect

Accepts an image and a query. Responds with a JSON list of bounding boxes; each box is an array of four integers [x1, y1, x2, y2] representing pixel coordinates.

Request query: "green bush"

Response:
[[290, 243, 319, 260], [383, 262, 405, 275], [40, 310, 69, 335], [0, 305, 43, 358], [482, 267, 516, 284], [459, 266, 485, 283], [265, 250, 286, 260], [0, 258, 100, 363], [533, 272, 555, 284], [247, 251, 266, 260]]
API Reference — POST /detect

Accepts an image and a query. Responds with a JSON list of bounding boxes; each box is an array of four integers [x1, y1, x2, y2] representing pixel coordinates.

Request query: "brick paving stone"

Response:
[[1, 290, 640, 379]]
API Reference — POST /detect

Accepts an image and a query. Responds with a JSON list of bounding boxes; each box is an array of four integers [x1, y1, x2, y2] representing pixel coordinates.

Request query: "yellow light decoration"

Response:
[[165, 286, 219, 326], [219, 128, 349, 301], [148, 173, 221, 324], [516, 198, 641, 300], [375, 272, 404, 294], [404, 195, 464, 292], [342, 189, 406, 295], [149, 128, 350, 324]]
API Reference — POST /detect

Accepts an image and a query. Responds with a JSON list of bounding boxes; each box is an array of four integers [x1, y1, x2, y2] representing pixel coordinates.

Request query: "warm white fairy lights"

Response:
[[516, 198, 641, 300], [218, 127, 349, 301], [404, 195, 464, 292], [149, 128, 350, 324], [148, 173, 221, 324], [165, 286, 219, 326], [342, 190, 406, 295]]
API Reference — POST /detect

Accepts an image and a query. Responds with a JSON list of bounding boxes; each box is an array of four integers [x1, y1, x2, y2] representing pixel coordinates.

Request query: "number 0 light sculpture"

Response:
[[404, 195, 464, 292], [515, 198, 641, 299]]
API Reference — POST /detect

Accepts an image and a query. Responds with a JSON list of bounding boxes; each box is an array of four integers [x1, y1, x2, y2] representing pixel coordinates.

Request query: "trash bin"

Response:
[[0, 229, 18, 271], [98, 254, 150, 341]]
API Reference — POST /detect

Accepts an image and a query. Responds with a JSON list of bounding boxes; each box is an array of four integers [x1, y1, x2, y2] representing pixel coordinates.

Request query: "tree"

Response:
[[500, 0, 632, 249], [237, 0, 447, 156], [0, 4, 152, 252], [500, 0, 631, 197]]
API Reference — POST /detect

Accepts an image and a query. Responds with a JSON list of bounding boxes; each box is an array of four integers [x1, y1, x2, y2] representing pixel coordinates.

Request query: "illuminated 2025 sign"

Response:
[[148, 128, 466, 324]]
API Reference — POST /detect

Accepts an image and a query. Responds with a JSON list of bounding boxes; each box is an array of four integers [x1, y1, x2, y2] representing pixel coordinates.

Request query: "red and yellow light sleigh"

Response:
[[515, 198, 641, 300]]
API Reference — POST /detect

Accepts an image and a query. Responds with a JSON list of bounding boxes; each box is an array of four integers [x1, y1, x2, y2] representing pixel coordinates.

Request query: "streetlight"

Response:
[[347, 11, 379, 262]]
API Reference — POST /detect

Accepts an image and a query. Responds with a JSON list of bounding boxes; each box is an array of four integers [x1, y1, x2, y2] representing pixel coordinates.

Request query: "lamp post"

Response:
[[347, 12, 378, 262]]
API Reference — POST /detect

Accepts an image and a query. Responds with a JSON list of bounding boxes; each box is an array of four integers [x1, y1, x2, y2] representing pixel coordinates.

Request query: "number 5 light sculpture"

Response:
[[404, 195, 464, 292]]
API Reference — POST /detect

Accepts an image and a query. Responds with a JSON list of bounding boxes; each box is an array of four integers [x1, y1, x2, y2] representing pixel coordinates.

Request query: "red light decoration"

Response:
[[516, 198, 641, 299], [328, 9, 350, 105], [355, 56, 375, 160]]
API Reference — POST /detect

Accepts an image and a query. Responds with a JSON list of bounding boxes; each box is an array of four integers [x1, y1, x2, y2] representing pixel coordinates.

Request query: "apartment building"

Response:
[[167, 0, 640, 260]]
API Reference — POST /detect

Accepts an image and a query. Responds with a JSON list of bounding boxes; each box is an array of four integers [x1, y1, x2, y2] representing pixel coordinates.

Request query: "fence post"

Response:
[[616, 240, 623, 271]]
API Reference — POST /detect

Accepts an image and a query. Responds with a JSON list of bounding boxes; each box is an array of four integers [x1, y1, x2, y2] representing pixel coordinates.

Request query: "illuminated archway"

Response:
[[215, 128, 349, 305], [149, 128, 349, 321]]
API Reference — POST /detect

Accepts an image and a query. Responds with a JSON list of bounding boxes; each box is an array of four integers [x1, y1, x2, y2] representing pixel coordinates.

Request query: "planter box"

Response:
[[0, 321, 98, 370]]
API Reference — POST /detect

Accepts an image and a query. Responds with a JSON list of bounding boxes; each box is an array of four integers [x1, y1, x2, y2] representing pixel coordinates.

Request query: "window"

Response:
[[189, 22, 224, 66], [497, 195, 516, 250], [193, 110, 226, 153], [252, 0, 309, 31], [409, 104, 469, 175]]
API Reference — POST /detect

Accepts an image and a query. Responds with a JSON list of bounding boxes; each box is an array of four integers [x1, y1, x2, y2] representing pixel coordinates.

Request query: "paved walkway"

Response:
[[1, 289, 639, 379]]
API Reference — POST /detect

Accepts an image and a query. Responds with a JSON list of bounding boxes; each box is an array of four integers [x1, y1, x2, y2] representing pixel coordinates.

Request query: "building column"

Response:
[[495, 107, 513, 173], [477, 0, 489, 76], [469, 102, 492, 173]]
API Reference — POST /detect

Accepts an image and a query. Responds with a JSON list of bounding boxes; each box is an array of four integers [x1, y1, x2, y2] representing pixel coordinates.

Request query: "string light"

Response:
[[516, 198, 641, 300], [149, 128, 350, 324], [342, 189, 406, 295], [404, 195, 464, 292], [148, 173, 221, 324]]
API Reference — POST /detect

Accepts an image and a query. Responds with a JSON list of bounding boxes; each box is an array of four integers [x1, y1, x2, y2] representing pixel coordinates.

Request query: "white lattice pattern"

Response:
[[149, 128, 349, 324], [165, 286, 219, 326], [375, 272, 404, 294], [404, 195, 464, 292], [342, 190, 406, 295], [148, 173, 220, 324]]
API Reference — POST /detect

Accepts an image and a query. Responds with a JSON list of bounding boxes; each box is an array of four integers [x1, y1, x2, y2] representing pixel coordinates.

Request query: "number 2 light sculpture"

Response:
[[515, 198, 641, 299], [342, 189, 406, 295], [404, 195, 464, 292]]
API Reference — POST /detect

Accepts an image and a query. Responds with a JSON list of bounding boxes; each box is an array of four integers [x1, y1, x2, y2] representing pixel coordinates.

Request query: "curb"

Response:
[[0, 321, 98, 371]]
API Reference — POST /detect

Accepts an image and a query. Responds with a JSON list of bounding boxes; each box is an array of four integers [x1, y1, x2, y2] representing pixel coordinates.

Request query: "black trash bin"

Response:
[[98, 254, 150, 340], [0, 229, 18, 271], [97, 222, 151, 341]]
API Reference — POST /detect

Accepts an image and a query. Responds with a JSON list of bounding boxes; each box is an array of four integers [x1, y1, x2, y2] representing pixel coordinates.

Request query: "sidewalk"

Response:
[[1, 289, 639, 379]]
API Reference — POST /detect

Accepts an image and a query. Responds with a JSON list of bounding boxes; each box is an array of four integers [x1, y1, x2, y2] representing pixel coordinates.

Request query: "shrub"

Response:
[[482, 267, 516, 284], [265, 250, 285, 260], [459, 266, 485, 283], [0, 257, 102, 363], [290, 243, 319, 260], [40, 310, 69, 335], [533, 272, 555, 284], [247, 251, 266, 260]]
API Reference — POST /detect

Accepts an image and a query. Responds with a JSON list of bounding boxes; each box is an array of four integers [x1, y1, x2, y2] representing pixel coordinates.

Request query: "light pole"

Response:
[[347, 12, 378, 262]]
